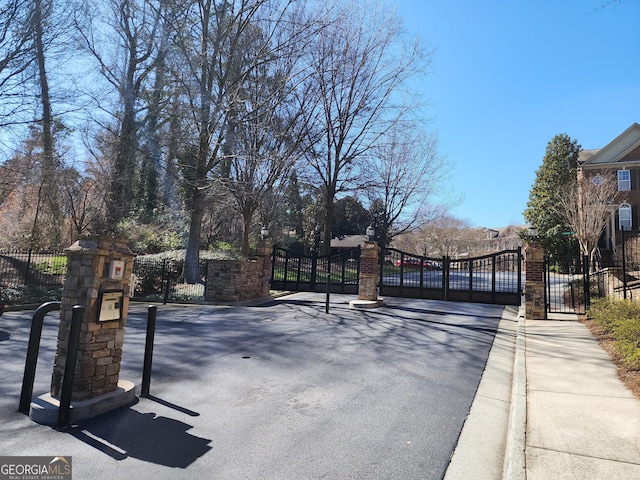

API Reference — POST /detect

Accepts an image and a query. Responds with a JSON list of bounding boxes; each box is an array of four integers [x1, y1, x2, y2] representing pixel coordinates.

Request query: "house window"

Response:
[[619, 203, 632, 230], [618, 170, 631, 191]]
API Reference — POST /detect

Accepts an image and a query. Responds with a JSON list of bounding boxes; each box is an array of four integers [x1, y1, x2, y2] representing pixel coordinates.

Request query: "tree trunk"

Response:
[[241, 214, 251, 257], [184, 185, 205, 284], [34, 0, 63, 247]]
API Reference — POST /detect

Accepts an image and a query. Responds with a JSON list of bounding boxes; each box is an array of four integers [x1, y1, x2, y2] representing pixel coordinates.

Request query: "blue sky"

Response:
[[393, 0, 640, 228]]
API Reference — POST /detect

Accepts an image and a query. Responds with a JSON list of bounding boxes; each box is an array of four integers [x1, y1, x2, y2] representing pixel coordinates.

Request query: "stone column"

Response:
[[524, 242, 545, 319], [257, 238, 272, 299], [350, 240, 383, 308], [50, 236, 135, 401]]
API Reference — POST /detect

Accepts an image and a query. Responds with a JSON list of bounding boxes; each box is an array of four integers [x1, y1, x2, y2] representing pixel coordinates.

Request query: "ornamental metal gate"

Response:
[[270, 246, 523, 306], [270, 247, 361, 294], [380, 248, 523, 306], [543, 255, 589, 316]]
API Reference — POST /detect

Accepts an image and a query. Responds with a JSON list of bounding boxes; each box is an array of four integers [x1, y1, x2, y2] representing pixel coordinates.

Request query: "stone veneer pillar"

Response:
[[524, 242, 545, 320], [257, 238, 272, 297], [51, 236, 135, 401], [350, 240, 383, 308]]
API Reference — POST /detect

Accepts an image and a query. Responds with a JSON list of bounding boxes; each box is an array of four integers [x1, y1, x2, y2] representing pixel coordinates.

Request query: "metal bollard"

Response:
[[56, 305, 84, 429], [141, 305, 157, 398], [18, 302, 61, 414]]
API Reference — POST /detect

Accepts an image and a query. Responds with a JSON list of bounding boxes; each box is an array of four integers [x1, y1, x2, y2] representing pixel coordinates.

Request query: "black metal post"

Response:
[[56, 305, 84, 429], [442, 257, 449, 301], [468, 259, 474, 302], [24, 249, 33, 285], [491, 255, 497, 304], [582, 254, 591, 310], [141, 305, 157, 398], [283, 252, 290, 290], [163, 273, 171, 304], [270, 246, 277, 285], [19, 301, 61, 414], [543, 257, 548, 320], [311, 252, 318, 291], [621, 226, 627, 299], [325, 256, 331, 314], [517, 247, 523, 299]]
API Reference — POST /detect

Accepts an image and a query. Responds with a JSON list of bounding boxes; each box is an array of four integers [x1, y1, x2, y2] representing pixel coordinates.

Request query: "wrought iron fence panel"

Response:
[[132, 257, 207, 303], [270, 247, 361, 293], [381, 247, 521, 305], [0, 250, 66, 287]]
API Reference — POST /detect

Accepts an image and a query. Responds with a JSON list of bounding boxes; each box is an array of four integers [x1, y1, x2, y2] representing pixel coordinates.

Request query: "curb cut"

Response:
[[503, 306, 527, 479]]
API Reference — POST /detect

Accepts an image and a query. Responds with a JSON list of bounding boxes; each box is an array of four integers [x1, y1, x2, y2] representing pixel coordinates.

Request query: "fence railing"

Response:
[[132, 257, 207, 303], [590, 229, 640, 302], [0, 250, 207, 305], [0, 250, 67, 287]]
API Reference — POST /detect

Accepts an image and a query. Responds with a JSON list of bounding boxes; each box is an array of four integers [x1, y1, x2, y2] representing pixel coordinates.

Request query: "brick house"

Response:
[[578, 123, 640, 264]]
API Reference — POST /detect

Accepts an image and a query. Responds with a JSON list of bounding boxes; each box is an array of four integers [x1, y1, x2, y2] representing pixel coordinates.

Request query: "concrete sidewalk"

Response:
[[523, 314, 640, 479]]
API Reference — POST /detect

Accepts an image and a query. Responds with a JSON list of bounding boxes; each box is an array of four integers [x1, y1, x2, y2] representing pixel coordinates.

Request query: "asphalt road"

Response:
[[0, 293, 505, 480]]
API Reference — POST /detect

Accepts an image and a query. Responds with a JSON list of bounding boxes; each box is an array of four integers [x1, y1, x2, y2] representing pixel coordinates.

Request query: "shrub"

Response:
[[613, 318, 640, 370], [0, 285, 63, 305], [589, 297, 640, 335], [588, 297, 640, 370]]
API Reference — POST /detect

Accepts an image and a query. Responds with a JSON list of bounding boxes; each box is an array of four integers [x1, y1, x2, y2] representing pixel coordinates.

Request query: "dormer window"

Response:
[[618, 170, 631, 191]]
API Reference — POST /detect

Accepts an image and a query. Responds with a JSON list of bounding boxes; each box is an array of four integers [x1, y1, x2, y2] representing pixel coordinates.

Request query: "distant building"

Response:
[[330, 235, 368, 253], [578, 123, 640, 259], [465, 225, 527, 256]]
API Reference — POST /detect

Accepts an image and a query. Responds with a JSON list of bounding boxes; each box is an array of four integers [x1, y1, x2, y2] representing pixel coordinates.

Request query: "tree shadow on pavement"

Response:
[[68, 406, 211, 468]]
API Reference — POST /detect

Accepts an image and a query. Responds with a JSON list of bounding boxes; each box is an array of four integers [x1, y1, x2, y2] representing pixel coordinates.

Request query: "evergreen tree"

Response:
[[524, 133, 582, 263]]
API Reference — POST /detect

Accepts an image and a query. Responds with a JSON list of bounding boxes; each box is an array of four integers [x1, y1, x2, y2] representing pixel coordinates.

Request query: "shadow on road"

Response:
[[69, 405, 211, 468]]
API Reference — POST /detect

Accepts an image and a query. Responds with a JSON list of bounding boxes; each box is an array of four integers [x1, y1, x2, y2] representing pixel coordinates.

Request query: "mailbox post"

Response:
[[31, 236, 136, 425]]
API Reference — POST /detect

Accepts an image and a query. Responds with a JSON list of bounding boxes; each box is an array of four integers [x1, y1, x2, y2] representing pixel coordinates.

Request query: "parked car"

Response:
[[423, 260, 442, 270], [396, 258, 421, 267], [395, 258, 442, 270]]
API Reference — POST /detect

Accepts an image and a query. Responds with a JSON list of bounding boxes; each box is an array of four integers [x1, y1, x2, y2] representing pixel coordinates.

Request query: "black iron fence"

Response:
[[590, 229, 640, 302], [0, 250, 66, 305], [544, 255, 589, 316], [381, 248, 522, 306], [270, 247, 361, 294], [0, 250, 67, 287], [132, 257, 207, 303], [0, 250, 207, 305], [545, 230, 640, 316]]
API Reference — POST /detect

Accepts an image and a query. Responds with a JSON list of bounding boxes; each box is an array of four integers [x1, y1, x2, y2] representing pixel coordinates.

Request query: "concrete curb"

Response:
[[444, 304, 521, 480], [503, 306, 527, 479]]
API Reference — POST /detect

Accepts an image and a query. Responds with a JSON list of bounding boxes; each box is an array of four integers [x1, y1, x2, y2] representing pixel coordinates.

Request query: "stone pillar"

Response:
[[51, 236, 135, 402], [257, 238, 272, 299], [350, 240, 383, 308], [524, 242, 545, 319]]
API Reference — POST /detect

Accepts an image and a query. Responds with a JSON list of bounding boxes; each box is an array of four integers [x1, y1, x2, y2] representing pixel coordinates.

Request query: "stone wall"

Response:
[[205, 259, 270, 302], [205, 241, 271, 303]]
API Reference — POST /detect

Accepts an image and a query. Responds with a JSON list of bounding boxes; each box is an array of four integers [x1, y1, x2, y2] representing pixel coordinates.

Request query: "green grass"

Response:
[[33, 255, 67, 275], [588, 297, 640, 370]]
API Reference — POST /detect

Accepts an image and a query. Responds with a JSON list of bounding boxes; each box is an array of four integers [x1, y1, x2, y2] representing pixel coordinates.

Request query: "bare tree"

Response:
[[172, 0, 314, 280], [300, 0, 430, 254], [0, 0, 35, 133], [554, 170, 618, 268], [220, 4, 315, 255], [366, 124, 445, 249], [75, 0, 165, 226], [418, 214, 481, 258]]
